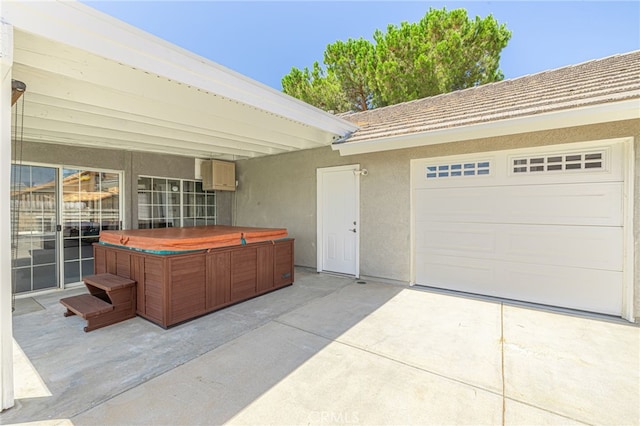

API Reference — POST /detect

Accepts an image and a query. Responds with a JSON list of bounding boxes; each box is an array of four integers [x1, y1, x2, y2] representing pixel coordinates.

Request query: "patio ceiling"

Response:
[[7, 2, 357, 161]]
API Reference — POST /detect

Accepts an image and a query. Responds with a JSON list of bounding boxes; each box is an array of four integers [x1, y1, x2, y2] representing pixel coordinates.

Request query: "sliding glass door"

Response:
[[11, 165, 122, 294], [61, 169, 122, 285], [11, 165, 59, 293]]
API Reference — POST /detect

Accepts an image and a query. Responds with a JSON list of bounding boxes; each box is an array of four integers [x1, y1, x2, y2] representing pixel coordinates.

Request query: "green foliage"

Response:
[[281, 7, 511, 112], [281, 62, 351, 113], [324, 38, 377, 111]]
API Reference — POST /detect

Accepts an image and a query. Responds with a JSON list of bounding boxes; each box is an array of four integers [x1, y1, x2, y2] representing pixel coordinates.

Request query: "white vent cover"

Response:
[[194, 158, 206, 180]]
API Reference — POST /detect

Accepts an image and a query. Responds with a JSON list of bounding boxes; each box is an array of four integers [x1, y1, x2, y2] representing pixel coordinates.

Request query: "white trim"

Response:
[[0, 17, 15, 411], [2, 1, 357, 137], [409, 159, 416, 286], [334, 99, 640, 156], [622, 137, 636, 322], [354, 167, 361, 279], [13, 285, 74, 300], [135, 174, 217, 229], [316, 170, 323, 274], [316, 164, 360, 278], [56, 167, 63, 290]]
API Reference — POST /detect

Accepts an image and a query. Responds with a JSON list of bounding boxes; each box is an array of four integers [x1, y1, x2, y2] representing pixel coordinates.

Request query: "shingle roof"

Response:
[[339, 51, 640, 144]]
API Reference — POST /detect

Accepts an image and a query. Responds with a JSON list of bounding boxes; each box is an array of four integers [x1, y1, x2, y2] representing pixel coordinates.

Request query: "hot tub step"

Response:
[[60, 294, 114, 319], [60, 273, 137, 332]]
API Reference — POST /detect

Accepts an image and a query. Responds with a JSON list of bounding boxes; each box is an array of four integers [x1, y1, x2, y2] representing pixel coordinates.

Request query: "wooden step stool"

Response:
[[60, 273, 136, 332]]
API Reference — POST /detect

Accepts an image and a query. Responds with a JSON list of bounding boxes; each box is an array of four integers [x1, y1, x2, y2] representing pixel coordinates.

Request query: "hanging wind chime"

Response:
[[11, 79, 26, 312]]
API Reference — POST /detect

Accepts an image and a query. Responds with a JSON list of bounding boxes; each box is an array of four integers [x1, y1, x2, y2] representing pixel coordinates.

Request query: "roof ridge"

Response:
[[498, 49, 640, 82], [340, 50, 640, 144], [342, 50, 640, 117]]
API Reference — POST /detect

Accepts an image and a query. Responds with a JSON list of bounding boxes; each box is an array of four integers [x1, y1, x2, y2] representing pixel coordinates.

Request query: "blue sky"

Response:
[[84, 1, 639, 90]]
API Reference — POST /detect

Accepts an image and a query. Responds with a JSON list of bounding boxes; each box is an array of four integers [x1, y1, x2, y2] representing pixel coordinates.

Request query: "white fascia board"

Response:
[[2, 1, 358, 137], [0, 16, 14, 412], [333, 98, 640, 156]]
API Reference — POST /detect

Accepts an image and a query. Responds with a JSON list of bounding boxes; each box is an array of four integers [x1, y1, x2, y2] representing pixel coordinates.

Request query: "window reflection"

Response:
[[11, 165, 59, 293], [138, 176, 216, 229], [10, 165, 122, 292]]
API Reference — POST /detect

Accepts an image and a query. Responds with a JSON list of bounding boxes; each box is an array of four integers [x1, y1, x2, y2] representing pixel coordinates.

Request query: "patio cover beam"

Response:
[[0, 18, 15, 412], [3, 1, 358, 160]]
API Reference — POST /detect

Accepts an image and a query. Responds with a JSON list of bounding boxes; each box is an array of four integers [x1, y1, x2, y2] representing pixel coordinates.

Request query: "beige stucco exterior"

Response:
[[14, 118, 640, 321], [18, 142, 234, 229], [234, 119, 640, 320]]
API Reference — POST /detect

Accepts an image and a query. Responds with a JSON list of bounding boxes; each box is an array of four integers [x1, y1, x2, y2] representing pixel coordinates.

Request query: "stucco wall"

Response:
[[17, 142, 233, 227], [235, 119, 640, 319], [16, 119, 640, 320]]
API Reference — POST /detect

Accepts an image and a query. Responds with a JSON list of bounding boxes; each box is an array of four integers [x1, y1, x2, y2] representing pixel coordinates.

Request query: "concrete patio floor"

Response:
[[3, 268, 639, 425]]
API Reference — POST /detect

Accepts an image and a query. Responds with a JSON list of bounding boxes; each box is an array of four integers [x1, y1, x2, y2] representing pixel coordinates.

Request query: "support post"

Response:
[[0, 16, 15, 412]]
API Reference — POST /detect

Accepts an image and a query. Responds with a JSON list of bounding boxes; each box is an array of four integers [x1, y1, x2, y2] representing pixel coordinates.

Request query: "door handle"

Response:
[[348, 228, 356, 233]]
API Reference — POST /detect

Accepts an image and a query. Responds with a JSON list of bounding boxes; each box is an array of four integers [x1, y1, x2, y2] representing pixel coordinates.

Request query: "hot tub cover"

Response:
[[99, 225, 288, 252]]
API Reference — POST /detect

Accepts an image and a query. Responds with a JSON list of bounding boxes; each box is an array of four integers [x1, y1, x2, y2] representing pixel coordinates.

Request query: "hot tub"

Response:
[[94, 226, 294, 328], [99, 225, 289, 252]]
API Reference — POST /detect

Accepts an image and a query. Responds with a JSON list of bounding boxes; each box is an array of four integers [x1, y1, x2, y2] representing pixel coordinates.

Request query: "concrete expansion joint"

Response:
[[273, 317, 504, 398], [9, 269, 637, 424], [502, 397, 594, 425]]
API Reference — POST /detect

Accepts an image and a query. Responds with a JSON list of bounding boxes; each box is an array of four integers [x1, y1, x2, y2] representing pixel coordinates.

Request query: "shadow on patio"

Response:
[[4, 268, 640, 425]]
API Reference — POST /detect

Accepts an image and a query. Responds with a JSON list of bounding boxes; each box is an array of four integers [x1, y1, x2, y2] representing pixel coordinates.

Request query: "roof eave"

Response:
[[3, 0, 358, 138], [332, 99, 640, 156]]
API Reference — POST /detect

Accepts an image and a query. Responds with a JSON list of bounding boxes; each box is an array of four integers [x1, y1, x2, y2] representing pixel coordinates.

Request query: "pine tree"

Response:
[[282, 7, 511, 112]]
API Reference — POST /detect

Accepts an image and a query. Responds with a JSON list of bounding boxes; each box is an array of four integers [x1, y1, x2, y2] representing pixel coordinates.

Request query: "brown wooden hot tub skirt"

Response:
[[95, 225, 294, 328]]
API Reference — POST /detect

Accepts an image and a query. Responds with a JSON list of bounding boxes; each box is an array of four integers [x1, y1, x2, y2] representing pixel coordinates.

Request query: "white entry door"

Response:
[[411, 139, 632, 317], [317, 165, 360, 276]]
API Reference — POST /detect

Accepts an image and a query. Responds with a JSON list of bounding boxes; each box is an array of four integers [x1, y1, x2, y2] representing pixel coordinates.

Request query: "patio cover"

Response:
[[0, 0, 356, 411], [3, 1, 358, 160]]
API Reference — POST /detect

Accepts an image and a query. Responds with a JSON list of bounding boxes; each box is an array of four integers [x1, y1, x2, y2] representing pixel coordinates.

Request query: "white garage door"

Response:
[[411, 140, 629, 316]]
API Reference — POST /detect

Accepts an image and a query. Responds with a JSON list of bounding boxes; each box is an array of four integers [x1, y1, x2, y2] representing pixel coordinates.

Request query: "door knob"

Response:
[[348, 228, 356, 233]]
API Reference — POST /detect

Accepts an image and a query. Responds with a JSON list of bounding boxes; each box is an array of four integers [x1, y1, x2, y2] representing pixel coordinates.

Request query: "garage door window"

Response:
[[512, 151, 604, 174], [426, 161, 491, 178]]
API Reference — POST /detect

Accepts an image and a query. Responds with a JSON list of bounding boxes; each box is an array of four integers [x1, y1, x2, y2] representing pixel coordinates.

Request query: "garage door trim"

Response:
[[410, 137, 635, 320]]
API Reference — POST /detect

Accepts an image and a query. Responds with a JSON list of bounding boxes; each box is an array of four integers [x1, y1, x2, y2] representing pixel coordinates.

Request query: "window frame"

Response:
[[137, 175, 216, 229]]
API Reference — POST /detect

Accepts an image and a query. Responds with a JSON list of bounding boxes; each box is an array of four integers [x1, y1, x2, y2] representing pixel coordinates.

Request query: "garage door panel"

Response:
[[415, 225, 496, 255], [412, 142, 624, 189], [414, 188, 497, 222], [417, 256, 622, 315], [503, 226, 623, 271], [504, 182, 622, 226], [416, 222, 622, 271], [415, 182, 622, 226], [411, 140, 627, 316], [415, 255, 496, 290], [500, 263, 622, 315], [411, 157, 498, 190]]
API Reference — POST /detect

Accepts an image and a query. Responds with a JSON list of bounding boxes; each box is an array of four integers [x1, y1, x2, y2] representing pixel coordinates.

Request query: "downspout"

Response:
[[0, 17, 15, 412]]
